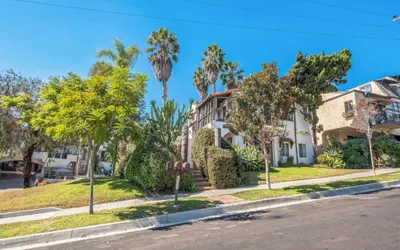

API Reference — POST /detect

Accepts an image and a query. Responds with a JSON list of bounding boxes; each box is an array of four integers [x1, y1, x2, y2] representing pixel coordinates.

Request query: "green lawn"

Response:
[[235, 171, 400, 201], [0, 198, 214, 239], [243, 167, 367, 185], [0, 177, 146, 213]]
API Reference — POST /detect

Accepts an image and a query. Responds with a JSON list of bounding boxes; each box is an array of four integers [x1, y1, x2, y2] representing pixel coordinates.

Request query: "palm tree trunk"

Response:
[[162, 80, 168, 104], [200, 90, 208, 101], [212, 83, 216, 94]]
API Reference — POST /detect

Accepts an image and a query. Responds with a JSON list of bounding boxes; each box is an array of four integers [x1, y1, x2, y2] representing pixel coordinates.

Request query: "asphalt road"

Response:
[[36, 188, 400, 250]]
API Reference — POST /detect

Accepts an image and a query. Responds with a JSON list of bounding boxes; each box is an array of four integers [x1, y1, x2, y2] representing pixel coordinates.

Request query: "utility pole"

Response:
[[393, 15, 400, 22]]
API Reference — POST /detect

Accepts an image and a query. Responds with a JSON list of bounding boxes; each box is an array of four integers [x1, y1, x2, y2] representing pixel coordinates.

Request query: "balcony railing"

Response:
[[375, 109, 400, 125]]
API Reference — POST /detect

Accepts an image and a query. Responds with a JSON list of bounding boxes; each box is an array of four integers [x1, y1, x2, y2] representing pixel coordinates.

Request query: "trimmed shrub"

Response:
[[206, 146, 238, 189], [125, 135, 195, 193], [192, 128, 215, 177], [341, 138, 370, 168], [317, 146, 346, 169], [232, 145, 264, 172]]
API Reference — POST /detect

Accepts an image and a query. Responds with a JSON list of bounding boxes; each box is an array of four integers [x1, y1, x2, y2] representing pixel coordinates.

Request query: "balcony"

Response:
[[374, 109, 400, 129]]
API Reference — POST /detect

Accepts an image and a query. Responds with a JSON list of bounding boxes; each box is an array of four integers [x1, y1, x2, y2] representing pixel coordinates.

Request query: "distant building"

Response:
[[317, 75, 400, 152], [0, 145, 112, 178]]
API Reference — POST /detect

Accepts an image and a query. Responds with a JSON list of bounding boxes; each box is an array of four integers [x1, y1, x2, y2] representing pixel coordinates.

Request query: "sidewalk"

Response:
[[0, 168, 398, 225]]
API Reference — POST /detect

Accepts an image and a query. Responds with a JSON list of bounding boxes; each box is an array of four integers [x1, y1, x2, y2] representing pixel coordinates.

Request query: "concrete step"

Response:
[[195, 182, 211, 188], [196, 185, 214, 191]]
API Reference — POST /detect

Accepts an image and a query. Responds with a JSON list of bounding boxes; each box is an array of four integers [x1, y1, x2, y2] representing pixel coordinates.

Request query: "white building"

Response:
[[0, 146, 112, 178], [188, 90, 315, 167]]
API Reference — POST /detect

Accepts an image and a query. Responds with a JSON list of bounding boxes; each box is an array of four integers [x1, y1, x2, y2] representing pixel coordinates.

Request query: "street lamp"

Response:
[[393, 15, 400, 22]]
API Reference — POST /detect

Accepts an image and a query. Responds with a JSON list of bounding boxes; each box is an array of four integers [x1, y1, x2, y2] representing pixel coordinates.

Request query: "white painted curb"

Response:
[[1, 179, 399, 250]]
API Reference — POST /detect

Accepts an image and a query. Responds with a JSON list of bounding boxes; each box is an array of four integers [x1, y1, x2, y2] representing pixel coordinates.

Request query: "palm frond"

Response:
[[96, 49, 117, 62]]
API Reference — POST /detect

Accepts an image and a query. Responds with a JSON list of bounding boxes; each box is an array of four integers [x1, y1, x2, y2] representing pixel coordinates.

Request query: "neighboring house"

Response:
[[317, 75, 400, 153], [0, 145, 112, 178], [187, 89, 315, 167]]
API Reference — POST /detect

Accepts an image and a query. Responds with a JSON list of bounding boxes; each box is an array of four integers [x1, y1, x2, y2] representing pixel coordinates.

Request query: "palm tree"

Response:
[[202, 44, 225, 94], [96, 39, 140, 68], [193, 67, 210, 101], [220, 61, 245, 90], [145, 28, 180, 104]]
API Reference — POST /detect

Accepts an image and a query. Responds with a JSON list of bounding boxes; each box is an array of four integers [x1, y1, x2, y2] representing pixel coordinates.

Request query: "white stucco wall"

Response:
[[188, 103, 315, 168]]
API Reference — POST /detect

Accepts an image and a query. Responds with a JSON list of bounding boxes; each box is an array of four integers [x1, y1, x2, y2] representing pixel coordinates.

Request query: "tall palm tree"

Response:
[[96, 39, 140, 68], [193, 67, 210, 101], [220, 61, 245, 90], [201, 44, 225, 94], [145, 28, 180, 104]]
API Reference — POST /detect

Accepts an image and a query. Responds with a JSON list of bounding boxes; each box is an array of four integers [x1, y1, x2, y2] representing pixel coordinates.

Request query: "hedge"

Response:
[[124, 135, 195, 192], [192, 128, 215, 177], [206, 146, 239, 189]]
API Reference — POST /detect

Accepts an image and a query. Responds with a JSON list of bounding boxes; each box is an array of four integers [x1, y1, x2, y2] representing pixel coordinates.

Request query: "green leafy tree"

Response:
[[228, 62, 296, 189], [88, 61, 113, 77], [146, 28, 180, 103], [202, 44, 225, 94], [96, 39, 140, 68], [220, 61, 244, 90], [35, 67, 147, 214], [193, 66, 210, 101], [290, 49, 352, 161], [0, 70, 51, 188]]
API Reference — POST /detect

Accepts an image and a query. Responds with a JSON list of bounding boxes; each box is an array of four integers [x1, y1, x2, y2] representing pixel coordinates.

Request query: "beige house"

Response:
[[317, 75, 400, 152]]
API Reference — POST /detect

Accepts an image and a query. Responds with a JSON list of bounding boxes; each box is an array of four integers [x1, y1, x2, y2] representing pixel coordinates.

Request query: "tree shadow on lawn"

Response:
[[65, 177, 143, 192], [281, 179, 379, 194], [114, 199, 214, 222]]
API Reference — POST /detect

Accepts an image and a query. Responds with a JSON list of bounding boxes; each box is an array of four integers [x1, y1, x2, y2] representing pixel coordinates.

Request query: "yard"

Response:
[[0, 177, 146, 213], [235, 171, 400, 201], [0, 198, 214, 238], [243, 166, 367, 185]]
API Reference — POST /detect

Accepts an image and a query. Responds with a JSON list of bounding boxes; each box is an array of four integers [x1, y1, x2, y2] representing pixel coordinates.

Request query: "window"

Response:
[[282, 142, 290, 157], [299, 144, 307, 158], [287, 113, 294, 121], [344, 100, 354, 113], [359, 84, 371, 93], [61, 153, 68, 159]]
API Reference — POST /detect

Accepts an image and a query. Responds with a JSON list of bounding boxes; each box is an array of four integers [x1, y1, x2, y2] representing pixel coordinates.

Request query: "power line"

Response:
[[7, 0, 400, 41], [299, 0, 391, 18], [183, 0, 395, 30]]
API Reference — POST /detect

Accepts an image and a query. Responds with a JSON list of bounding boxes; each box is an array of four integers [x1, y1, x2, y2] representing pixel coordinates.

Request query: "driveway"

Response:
[[0, 172, 33, 190]]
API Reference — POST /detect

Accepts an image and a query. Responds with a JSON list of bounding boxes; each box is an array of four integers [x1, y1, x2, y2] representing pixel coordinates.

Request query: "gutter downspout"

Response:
[[293, 104, 299, 165]]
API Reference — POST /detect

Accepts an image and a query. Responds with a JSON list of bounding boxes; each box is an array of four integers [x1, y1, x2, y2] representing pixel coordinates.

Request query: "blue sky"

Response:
[[1, 0, 400, 109]]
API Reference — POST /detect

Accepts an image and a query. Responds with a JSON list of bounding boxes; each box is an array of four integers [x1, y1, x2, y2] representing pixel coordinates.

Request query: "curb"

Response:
[[1, 179, 400, 250]]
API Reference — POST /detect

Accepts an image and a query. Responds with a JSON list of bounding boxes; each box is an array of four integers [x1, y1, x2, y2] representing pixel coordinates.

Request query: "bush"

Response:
[[192, 128, 215, 177], [206, 146, 239, 189], [124, 135, 195, 193], [232, 145, 264, 172], [317, 146, 346, 169]]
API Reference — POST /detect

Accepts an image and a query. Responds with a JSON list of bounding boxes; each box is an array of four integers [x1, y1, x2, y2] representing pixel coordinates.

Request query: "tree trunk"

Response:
[[111, 142, 118, 176], [263, 147, 271, 190], [212, 83, 217, 94], [200, 90, 208, 101], [86, 146, 91, 178], [162, 80, 168, 104], [88, 138, 100, 215], [311, 121, 318, 163], [368, 139, 376, 177], [22, 144, 36, 189]]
